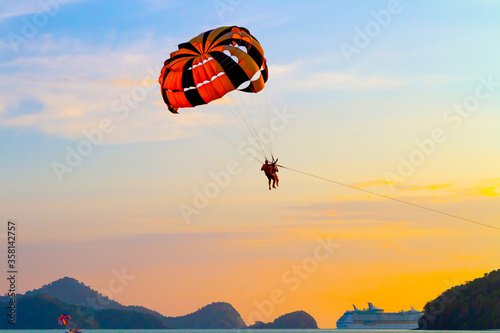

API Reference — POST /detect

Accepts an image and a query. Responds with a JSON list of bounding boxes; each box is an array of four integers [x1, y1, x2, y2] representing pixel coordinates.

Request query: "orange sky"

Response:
[[17, 181, 500, 327]]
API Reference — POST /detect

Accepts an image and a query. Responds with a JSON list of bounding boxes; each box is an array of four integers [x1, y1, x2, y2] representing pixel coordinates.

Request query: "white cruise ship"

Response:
[[336, 303, 423, 329]]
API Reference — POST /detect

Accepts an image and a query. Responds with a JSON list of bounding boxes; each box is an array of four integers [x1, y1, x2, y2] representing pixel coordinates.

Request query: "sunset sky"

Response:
[[1, 0, 500, 328]]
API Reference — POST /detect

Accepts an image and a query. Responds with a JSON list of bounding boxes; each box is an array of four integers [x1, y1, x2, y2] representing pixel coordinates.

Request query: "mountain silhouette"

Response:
[[248, 310, 318, 329], [419, 268, 500, 329], [1, 276, 317, 329]]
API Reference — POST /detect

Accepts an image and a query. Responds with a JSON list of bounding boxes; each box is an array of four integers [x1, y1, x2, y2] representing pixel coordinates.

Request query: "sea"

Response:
[[4, 329, 500, 333]]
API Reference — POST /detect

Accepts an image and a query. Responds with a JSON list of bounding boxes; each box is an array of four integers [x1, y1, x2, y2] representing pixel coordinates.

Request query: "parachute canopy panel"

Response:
[[58, 314, 71, 326], [159, 26, 268, 113]]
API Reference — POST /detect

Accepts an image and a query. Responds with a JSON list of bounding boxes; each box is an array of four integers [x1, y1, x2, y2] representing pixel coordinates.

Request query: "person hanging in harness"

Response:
[[261, 159, 279, 190]]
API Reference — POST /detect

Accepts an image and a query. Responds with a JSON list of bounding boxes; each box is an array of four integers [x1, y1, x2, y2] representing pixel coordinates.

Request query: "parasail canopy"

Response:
[[159, 26, 268, 113], [58, 314, 71, 326]]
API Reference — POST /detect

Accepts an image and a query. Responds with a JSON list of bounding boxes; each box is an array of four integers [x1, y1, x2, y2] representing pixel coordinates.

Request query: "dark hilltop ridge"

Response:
[[419, 268, 500, 330], [0, 276, 317, 329], [249, 310, 318, 329]]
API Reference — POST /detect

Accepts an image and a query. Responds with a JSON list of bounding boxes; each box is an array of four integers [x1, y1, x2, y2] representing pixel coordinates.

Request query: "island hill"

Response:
[[0, 277, 318, 329], [419, 268, 500, 330]]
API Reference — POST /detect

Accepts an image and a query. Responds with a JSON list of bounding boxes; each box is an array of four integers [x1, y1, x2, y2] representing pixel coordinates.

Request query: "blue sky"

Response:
[[1, 0, 500, 328]]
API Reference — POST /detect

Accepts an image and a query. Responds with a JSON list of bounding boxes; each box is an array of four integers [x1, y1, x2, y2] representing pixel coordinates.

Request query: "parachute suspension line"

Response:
[[278, 165, 500, 232], [180, 103, 250, 153], [179, 94, 270, 165], [251, 89, 267, 143], [203, 103, 248, 147], [181, 110, 264, 164], [181, 111, 240, 149], [227, 92, 273, 160], [215, 96, 254, 144], [189, 107, 256, 158], [184, 107, 242, 148], [223, 92, 271, 161], [253, 88, 273, 159], [262, 88, 273, 158], [181, 94, 270, 165], [223, 93, 261, 148], [225, 93, 269, 159], [191, 63, 249, 146], [213, 96, 265, 159]]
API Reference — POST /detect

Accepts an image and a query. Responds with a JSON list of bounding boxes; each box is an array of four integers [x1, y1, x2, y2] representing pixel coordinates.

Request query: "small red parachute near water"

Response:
[[58, 314, 71, 326]]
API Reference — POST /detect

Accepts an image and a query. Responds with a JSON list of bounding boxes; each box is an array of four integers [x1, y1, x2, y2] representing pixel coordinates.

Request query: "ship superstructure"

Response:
[[336, 303, 423, 329]]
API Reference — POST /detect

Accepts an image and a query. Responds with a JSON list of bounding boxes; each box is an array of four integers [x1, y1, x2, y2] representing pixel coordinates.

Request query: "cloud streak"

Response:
[[0, 36, 200, 144], [286, 178, 500, 233], [290, 72, 411, 91], [0, 0, 80, 20]]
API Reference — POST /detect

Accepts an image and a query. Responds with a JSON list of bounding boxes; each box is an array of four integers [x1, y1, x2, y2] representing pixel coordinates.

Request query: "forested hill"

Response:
[[0, 294, 166, 329], [1, 295, 250, 329], [248, 310, 319, 329], [0, 276, 318, 329], [418, 269, 500, 330], [163, 302, 246, 328], [0, 276, 164, 318]]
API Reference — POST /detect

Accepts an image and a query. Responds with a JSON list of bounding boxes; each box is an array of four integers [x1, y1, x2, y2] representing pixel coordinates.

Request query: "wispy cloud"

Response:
[[0, 0, 80, 20], [451, 254, 482, 262], [268, 61, 302, 78], [349, 179, 497, 198], [352, 179, 396, 188], [288, 196, 421, 223], [449, 183, 499, 198], [287, 178, 500, 230], [270, 61, 451, 93], [0, 36, 200, 144], [289, 72, 411, 91], [330, 222, 444, 241], [396, 183, 453, 191]]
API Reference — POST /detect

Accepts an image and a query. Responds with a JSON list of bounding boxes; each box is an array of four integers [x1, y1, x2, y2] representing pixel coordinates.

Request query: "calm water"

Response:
[[7, 329, 500, 333]]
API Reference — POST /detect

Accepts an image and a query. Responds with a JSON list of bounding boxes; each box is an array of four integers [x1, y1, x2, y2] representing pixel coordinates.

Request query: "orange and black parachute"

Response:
[[159, 26, 268, 113]]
